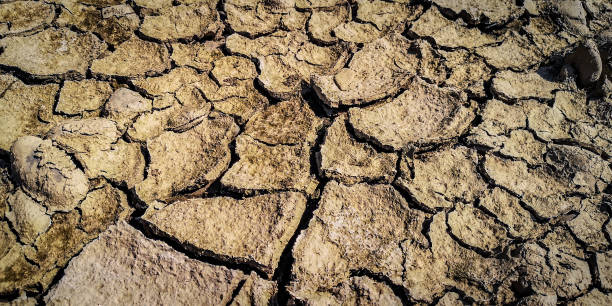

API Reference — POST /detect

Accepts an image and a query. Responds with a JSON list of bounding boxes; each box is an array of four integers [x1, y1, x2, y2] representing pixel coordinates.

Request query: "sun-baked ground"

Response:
[[0, 0, 611, 305]]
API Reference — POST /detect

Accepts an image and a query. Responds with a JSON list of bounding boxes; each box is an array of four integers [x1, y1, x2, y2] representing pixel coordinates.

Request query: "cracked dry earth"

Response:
[[0, 1, 612, 306]]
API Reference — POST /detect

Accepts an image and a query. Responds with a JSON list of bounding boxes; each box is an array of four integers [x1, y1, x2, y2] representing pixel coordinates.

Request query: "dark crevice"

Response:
[[349, 269, 411, 306], [391, 183, 437, 215], [130, 217, 270, 278], [0, 64, 66, 85], [225, 279, 246, 306], [273, 193, 323, 304], [36, 239, 91, 306]]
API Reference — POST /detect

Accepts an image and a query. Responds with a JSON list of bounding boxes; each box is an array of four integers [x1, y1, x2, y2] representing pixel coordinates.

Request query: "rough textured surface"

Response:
[[312, 34, 413, 108], [142, 192, 306, 275], [221, 135, 317, 194], [0, 28, 105, 77], [244, 98, 323, 145], [0, 75, 59, 151], [135, 113, 239, 203], [318, 114, 397, 184], [396, 146, 487, 210], [1, 1, 611, 304], [55, 80, 113, 116], [44, 222, 245, 305], [90, 36, 171, 77], [290, 181, 428, 301], [10, 136, 89, 212], [140, 3, 221, 41], [349, 78, 476, 150]]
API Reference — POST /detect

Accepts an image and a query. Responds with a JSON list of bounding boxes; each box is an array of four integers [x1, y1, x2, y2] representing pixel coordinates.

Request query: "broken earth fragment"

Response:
[[78, 184, 129, 236], [140, 3, 221, 41], [396, 146, 487, 210], [318, 114, 397, 184], [492, 69, 562, 100], [10, 136, 89, 213], [56, 80, 113, 116], [142, 192, 306, 275], [348, 78, 476, 150], [243, 99, 323, 145], [431, 0, 524, 24], [230, 272, 278, 306], [44, 222, 245, 305], [170, 42, 223, 72], [0, 1, 54, 36], [447, 203, 510, 254], [221, 135, 317, 194], [296, 276, 402, 305], [135, 113, 239, 203], [104, 88, 153, 132], [410, 6, 498, 48], [484, 154, 579, 219], [0, 76, 59, 151], [0, 28, 106, 77], [313, 34, 414, 108], [5, 190, 51, 245], [91, 36, 171, 77], [290, 181, 428, 301]]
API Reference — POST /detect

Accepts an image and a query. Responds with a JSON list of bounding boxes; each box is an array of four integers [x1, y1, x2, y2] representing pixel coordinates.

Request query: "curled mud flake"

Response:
[[312, 34, 415, 108], [348, 78, 476, 151], [10, 136, 89, 213], [566, 39, 604, 86]]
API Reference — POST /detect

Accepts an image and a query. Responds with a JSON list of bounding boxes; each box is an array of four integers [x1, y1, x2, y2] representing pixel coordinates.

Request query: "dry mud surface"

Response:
[[0, 0, 611, 305]]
